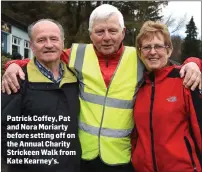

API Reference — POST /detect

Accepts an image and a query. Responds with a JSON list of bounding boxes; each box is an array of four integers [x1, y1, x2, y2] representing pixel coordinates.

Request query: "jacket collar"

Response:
[[144, 61, 176, 84], [27, 58, 77, 85]]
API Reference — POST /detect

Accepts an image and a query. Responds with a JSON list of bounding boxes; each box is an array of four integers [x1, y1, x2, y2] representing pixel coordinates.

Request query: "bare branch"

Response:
[[171, 14, 187, 33], [164, 14, 175, 27]]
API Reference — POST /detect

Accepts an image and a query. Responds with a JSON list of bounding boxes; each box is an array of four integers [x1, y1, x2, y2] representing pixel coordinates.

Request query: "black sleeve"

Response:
[[1, 91, 23, 161], [2, 92, 22, 119], [190, 88, 202, 132], [189, 88, 202, 167]]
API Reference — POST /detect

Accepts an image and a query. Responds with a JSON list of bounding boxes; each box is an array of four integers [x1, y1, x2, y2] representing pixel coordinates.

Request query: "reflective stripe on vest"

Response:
[[79, 121, 133, 138], [80, 85, 137, 109], [69, 43, 144, 164], [74, 44, 138, 109]]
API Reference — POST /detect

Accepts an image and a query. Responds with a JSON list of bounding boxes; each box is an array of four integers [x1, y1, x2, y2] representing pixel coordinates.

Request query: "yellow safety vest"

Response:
[[69, 44, 144, 165]]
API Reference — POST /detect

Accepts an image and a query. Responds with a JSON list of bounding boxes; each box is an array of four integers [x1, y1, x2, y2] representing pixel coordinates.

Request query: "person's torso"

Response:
[[9, 60, 81, 172], [133, 66, 201, 172], [69, 43, 144, 164]]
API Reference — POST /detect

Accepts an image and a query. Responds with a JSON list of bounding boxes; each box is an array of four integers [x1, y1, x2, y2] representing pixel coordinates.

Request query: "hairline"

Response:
[[88, 6, 125, 32], [28, 19, 65, 41]]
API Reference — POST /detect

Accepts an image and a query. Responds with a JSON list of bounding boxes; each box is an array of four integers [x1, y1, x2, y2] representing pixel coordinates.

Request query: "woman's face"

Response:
[[140, 34, 171, 71]]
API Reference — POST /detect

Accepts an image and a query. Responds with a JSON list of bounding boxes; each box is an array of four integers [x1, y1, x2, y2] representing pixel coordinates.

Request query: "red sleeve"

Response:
[[5, 58, 30, 70], [183, 57, 202, 72], [61, 48, 71, 64]]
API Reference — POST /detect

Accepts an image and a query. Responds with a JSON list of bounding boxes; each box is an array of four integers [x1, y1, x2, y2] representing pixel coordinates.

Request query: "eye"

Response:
[[95, 30, 104, 35], [142, 46, 151, 51], [155, 45, 164, 50], [109, 29, 118, 34], [50, 37, 59, 41], [37, 39, 44, 43]]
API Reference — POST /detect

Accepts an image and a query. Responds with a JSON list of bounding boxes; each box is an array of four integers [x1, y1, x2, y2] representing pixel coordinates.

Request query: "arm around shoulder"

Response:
[[4, 58, 30, 70], [183, 57, 202, 72], [61, 48, 71, 64]]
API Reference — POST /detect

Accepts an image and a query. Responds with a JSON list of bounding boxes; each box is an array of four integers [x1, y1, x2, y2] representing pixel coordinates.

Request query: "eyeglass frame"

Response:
[[139, 44, 170, 53]]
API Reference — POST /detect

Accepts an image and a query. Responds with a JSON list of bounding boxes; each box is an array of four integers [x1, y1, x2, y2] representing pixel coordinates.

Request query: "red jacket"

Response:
[[132, 65, 202, 172]]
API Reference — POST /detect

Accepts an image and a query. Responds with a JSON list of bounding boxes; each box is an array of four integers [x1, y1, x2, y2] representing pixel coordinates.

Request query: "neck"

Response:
[[37, 59, 60, 80]]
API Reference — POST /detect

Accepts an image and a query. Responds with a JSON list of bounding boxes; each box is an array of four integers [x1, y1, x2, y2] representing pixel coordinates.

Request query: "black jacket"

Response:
[[1, 60, 81, 172]]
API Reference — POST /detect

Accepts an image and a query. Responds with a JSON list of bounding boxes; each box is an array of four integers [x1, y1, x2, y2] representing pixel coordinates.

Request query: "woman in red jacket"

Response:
[[132, 21, 202, 172]]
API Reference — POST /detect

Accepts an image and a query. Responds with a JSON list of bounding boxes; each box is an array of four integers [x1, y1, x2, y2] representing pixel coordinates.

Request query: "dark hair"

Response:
[[12, 52, 22, 60]]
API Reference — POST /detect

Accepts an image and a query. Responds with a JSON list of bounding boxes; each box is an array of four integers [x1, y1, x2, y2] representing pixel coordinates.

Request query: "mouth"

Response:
[[43, 51, 55, 54], [102, 45, 113, 48], [148, 58, 159, 62]]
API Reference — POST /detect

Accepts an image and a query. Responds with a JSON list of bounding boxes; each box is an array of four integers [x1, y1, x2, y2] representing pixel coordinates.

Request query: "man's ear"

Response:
[[30, 41, 35, 52], [122, 27, 126, 40], [62, 41, 65, 50], [89, 31, 93, 42]]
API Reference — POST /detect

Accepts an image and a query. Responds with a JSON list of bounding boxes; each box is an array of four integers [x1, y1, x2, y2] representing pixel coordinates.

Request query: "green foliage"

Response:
[[184, 17, 198, 40], [1, 51, 12, 59], [109, 1, 168, 46], [2, 1, 168, 47], [1, 55, 11, 76], [181, 16, 201, 61]]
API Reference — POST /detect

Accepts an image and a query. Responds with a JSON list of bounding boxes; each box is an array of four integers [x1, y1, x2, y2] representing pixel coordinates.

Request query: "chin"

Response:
[[147, 65, 160, 71], [101, 49, 114, 55]]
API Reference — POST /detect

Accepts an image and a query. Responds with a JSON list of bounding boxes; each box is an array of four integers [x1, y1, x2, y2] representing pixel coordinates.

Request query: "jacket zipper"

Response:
[[184, 136, 197, 172], [150, 81, 158, 172]]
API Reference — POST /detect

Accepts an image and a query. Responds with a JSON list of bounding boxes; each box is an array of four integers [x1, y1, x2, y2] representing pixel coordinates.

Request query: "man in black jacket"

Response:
[[1, 19, 81, 172]]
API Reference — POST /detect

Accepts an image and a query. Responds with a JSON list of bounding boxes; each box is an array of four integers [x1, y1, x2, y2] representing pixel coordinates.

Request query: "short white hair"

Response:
[[88, 4, 125, 32]]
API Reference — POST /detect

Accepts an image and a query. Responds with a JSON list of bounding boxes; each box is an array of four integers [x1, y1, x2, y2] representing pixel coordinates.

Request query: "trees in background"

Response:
[[1, 1, 168, 47], [170, 35, 183, 63], [181, 16, 201, 61], [169, 16, 201, 63], [5, 2, 200, 63]]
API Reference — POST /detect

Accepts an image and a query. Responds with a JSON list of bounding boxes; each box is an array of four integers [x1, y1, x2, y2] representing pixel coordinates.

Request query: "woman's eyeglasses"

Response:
[[141, 44, 169, 53]]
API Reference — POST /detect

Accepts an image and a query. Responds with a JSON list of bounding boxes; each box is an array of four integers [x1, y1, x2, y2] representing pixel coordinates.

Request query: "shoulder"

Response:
[[124, 46, 136, 51], [167, 66, 181, 78], [18, 66, 28, 90]]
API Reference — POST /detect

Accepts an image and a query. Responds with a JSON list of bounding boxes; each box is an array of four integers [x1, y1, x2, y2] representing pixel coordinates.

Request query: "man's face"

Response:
[[90, 14, 125, 55], [30, 21, 64, 64]]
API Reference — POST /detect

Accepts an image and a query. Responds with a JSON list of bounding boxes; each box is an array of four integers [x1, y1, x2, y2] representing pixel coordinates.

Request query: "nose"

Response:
[[149, 47, 157, 54], [45, 39, 53, 48], [103, 31, 111, 41]]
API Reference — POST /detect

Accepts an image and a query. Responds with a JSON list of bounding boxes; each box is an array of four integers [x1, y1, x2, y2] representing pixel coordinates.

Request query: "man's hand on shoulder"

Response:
[[180, 62, 202, 91], [2, 63, 25, 94]]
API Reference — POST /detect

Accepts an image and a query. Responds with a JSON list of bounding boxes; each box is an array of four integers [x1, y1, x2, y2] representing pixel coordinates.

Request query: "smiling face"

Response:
[[89, 14, 125, 55], [140, 33, 172, 71], [30, 21, 64, 64]]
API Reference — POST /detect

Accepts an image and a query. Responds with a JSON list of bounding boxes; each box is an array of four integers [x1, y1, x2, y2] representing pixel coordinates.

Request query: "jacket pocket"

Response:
[[184, 136, 197, 172]]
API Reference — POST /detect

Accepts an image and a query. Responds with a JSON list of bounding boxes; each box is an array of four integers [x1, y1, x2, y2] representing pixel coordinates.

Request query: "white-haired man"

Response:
[[2, 4, 202, 172]]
